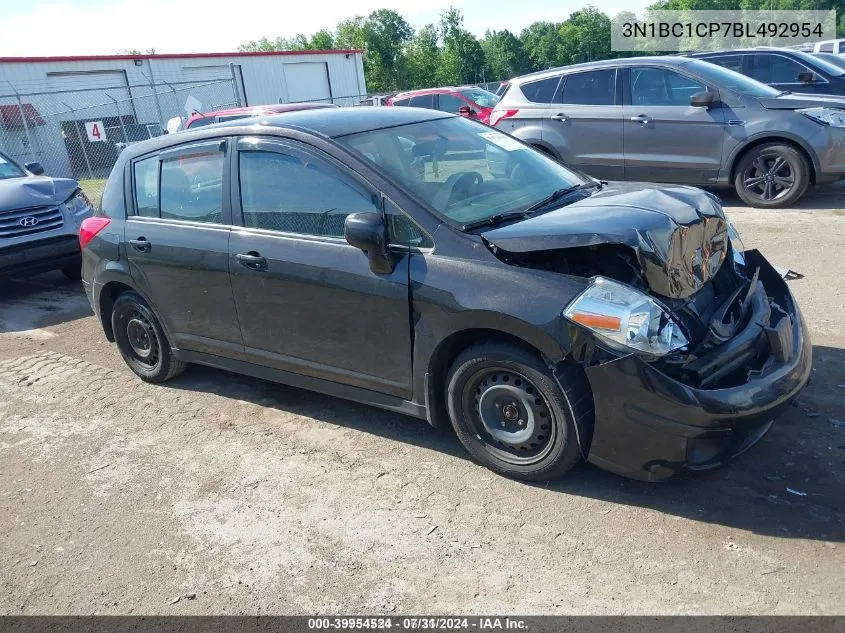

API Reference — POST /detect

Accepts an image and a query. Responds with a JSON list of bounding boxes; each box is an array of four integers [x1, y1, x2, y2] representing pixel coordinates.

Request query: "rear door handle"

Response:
[[236, 252, 267, 271], [129, 238, 151, 252], [550, 113, 568, 121], [630, 114, 651, 124]]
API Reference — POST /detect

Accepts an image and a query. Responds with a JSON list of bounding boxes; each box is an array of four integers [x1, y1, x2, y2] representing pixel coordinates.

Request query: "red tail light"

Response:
[[79, 217, 110, 249], [489, 109, 519, 127]]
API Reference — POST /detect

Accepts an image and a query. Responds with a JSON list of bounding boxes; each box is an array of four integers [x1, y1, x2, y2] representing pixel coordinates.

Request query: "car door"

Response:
[[749, 53, 830, 95], [228, 137, 413, 398], [623, 66, 725, 184], [125, 139, 243, 356], [541, 68, 623, 180]]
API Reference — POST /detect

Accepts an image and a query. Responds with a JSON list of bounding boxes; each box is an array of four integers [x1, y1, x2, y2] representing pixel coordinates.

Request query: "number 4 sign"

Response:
[[84, 121, 107, 142]]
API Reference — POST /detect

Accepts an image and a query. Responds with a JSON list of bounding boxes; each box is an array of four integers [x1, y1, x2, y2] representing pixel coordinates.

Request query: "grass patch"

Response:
[[78, 178, 108, 206]]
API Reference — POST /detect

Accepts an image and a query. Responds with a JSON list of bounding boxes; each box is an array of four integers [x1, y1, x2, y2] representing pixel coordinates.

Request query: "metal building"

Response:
[[0, 49, 366, 179]]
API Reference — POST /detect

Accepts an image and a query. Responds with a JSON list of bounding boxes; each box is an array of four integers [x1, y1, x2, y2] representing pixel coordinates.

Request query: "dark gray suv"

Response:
[[80, 108, 809, 483], [492, 56, 845, 207]]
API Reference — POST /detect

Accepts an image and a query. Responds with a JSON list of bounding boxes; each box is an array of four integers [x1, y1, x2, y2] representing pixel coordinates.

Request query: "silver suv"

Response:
[[491, 56, 845, 207], [0, 150, 93, 279]]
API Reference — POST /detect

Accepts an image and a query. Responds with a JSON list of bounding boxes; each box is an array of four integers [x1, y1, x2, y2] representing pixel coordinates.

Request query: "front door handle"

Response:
[[129, 237, 151, 252], [550, 113, 568, 121], [236, 252, 267, 271], [630, 114, 651, 124]]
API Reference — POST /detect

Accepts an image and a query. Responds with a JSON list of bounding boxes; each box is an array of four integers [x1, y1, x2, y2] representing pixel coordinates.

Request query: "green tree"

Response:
[[438, 7, 486, 84], [519, 22, 561, 72], [481, 30, 530, 80], [405, 24, 441, 89], [557, 7, 613, 65], [309, 29, 335, 50], [362, 9, 414, 91]]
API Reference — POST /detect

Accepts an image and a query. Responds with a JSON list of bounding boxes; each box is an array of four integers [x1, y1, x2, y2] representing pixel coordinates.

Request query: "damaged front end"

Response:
[[482, 185, 812, 481]]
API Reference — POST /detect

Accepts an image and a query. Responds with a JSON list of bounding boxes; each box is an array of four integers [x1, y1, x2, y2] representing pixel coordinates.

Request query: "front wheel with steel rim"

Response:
[[734, 143, 809, 209], [446, 341, 594, 482], [111, 291, 186, 383]]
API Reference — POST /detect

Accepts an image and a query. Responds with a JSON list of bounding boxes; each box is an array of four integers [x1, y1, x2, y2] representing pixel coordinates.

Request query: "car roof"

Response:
[[508, 56, 692, 84], [122, 106, 455, 160], [392, 87, 463, 98], [689, 48, 801, 56], [186, 102, 335, 123]]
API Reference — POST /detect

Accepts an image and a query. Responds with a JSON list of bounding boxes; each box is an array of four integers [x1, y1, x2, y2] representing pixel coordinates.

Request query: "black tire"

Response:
[[111, 291, 186, 383], [61, 265, 81, 281], [445, 341, 593, 482], [733, 143, 810, 209]]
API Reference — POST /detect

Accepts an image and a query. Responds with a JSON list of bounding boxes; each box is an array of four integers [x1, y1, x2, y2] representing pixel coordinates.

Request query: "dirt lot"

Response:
[[1, 189, 843, 615]]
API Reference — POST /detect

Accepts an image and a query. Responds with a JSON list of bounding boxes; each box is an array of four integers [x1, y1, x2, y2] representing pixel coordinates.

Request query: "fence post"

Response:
[[13, 89, 36, 163], [105, 92, 129, 149], [144, 60, 166, 127], [62, 101, 93, 181], [229, 63, 244, 107]]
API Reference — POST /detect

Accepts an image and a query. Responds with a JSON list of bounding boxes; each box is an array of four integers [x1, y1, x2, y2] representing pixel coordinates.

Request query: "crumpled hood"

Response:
[[482, 182, 729, 299], [0, 176, 79, 213], [757, 92, 845, 110]]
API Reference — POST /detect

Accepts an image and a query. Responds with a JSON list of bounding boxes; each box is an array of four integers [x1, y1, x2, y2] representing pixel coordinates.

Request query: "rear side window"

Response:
[[520, 77, 560, 103], [392, 98, 410, 107], [839, 42, 845, 53], [133, 145, 225, 223], [819, 42, 834, 52], [238, 150, 378, 238], [702, 55, 744, 73], [409, 94, 435, 109], [557, 70, 616, 105]]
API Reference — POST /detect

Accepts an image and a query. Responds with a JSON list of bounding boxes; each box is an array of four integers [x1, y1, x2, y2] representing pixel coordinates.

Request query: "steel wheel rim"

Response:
[[742, 152, 795, 202], [124, 309, 160, 369], [464, 367, 556, 465]]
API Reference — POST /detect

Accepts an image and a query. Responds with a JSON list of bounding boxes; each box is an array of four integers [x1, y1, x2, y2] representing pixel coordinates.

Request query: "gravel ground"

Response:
[[0, 188, 843, 615]]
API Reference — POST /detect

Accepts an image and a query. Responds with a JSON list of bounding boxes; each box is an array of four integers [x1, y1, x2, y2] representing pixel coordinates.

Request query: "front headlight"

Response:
[[797, 107, 845, 127], [63, 189, 93, 215], [563, 277, 688, 356]]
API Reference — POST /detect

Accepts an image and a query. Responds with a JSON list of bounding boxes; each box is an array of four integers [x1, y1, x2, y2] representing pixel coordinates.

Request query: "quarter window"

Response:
[[557, 70, 616, 105], [238, 150, 378, 238], [520, 76, 560, 103], [630, 68, 705, 106]]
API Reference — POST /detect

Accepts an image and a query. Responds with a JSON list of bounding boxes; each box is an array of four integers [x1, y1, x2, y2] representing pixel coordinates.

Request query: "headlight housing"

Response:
[[797, 107, 845, 127], [563, 277, 688, 356], [63, 189, 93, 216]]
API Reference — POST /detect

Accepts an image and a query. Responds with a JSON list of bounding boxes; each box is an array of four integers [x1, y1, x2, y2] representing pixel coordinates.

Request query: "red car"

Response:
[[387, 87, 501, 125], [183, 102, 337, 130]]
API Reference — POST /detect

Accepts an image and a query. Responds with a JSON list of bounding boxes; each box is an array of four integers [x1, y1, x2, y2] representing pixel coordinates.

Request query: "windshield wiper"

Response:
[[521, 180, 602, 215], [461, 210, 532, 231]]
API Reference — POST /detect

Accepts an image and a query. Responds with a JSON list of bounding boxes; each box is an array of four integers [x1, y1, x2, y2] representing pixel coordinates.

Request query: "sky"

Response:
[[0, 0, 651, 57]]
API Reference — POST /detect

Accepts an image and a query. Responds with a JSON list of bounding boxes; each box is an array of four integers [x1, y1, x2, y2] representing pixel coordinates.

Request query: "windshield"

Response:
[[683, 58, 781, 97], [0, 151, 25, 180], [459, 88, 501, 108], [336, 116, 584, 228], [814, 52, 845, 72]]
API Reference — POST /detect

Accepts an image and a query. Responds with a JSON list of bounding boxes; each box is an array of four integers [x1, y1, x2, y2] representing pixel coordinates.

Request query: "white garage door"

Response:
[[284, 62, 331, 103]]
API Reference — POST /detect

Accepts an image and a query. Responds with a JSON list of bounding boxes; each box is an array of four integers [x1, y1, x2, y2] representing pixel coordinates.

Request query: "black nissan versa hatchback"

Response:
[[81, 107, 811, 482]]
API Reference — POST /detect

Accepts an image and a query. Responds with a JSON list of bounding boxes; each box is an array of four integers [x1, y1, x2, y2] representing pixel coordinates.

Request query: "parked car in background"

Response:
[[80, 107, 809, 482], [812, 38, 845, 54], [388, 87, 501, 124], [183, 102, 337, 130], [689, 48, 845, 95], [0, 150, 93, 279], [491, 56, 845, 207]]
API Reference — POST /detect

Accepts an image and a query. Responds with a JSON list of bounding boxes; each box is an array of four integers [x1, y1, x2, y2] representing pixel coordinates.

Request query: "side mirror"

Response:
[[690, 91, 716, 108], [25, 162, 44, 175], [798, 71, 816, 84], [344, 212, 395, 274], [458, 104, 476, 116]]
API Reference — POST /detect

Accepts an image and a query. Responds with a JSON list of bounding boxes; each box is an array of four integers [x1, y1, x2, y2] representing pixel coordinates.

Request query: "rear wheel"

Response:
[[111, 291, 186, 383], [734, 143, 809, 208], [445, 341, 593, 481]]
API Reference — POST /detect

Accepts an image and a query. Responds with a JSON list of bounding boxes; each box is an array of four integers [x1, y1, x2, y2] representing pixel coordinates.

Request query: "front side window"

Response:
[[751, 54, 810, 84], [0, 151, 25, 180], [337, 116, 584, 228], [458, 88, 501, 108], [438, 93, 468, 113], [631, 68, 705, 106], [155, 146, 225, 222], [520, 76, 560, 103], [682, 58, 780, 97], [238, 149, 377, 238], [557, 69, 616, 105]]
